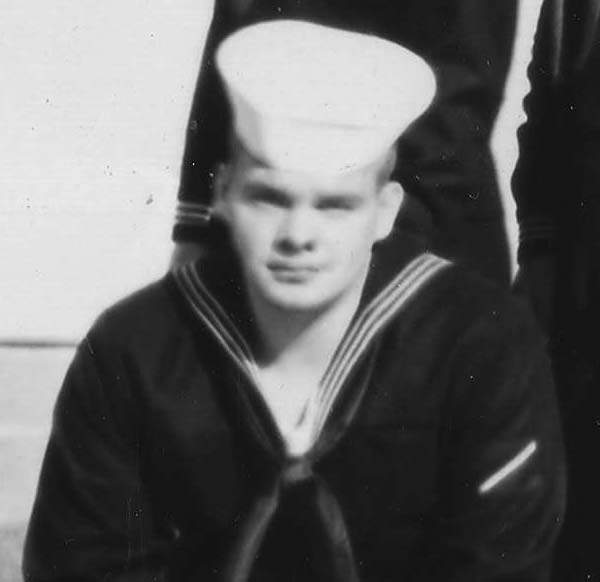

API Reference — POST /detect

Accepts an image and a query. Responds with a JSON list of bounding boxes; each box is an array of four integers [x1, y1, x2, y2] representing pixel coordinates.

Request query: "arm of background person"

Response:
[[511, 0, 565, 329], [394, 0, 517, 284], [172, 0, 237, 249]]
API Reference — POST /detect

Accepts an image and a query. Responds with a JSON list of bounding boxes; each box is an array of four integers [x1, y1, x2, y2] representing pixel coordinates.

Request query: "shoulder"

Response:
[[388, 257, 547, 369], [85, 274, 189, 355], [433, 261, 541, 342], [434, 265, 554, 419], [372, 237, 540, 347]]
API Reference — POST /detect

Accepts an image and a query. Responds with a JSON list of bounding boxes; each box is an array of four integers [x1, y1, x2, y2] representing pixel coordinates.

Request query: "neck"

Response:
[[249, 269, 369, 375]]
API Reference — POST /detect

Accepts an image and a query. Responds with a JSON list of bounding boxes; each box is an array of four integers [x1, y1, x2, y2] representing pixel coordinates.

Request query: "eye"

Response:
[[245, 186, 289, 208], [316, 196, 359, 212]]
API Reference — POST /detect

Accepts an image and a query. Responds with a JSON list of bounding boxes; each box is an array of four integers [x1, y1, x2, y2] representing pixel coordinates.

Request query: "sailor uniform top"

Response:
[[23, 232, 566, 582]]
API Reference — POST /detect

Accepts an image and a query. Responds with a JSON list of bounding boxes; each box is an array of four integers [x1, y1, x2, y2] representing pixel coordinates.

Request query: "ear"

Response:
[[375, 181, 404, 241], [212, 163, 231, 219]]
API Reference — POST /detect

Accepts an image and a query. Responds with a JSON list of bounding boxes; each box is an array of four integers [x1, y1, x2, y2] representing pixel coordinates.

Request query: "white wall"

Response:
[[1, 0, 540, 342], [492, 0, 543, 270], [1, 0, 213, 340]]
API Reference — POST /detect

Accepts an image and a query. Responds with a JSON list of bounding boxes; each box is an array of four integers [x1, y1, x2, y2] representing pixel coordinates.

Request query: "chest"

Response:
[[258, 365, 315, 414], [141, 332, 449, 533]]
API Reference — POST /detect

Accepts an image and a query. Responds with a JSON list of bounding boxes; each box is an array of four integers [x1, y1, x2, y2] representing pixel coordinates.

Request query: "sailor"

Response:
[[24, 21, 565, 582]]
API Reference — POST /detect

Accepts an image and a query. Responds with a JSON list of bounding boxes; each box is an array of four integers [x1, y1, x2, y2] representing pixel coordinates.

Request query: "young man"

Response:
[[24, 21, 564, 582]]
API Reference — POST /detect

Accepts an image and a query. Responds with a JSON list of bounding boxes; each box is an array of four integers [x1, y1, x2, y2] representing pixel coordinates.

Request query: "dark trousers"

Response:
[[552, 249, 600, 581]]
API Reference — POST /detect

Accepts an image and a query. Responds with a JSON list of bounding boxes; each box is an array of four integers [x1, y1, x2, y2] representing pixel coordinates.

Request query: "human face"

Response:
[[216, 148, 401, 314]]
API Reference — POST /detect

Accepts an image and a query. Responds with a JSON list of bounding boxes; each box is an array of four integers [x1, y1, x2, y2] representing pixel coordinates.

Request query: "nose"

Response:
[[275, 207, 317, 253]]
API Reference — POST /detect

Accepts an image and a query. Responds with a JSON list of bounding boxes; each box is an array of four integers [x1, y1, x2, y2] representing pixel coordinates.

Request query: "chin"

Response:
[[260, 283, 334, 313], [266, 293, 328, 313]]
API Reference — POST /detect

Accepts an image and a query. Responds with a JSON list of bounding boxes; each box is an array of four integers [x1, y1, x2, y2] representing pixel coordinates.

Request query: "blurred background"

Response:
[[0, 0, 541, 577]]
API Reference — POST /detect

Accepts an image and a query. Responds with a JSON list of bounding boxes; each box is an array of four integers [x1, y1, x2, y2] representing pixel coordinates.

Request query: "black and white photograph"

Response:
[[2, 0, 597, 580]]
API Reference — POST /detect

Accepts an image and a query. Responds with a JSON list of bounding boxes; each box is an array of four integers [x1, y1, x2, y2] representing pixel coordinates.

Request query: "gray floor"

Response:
[[0, 523, 26, 582]]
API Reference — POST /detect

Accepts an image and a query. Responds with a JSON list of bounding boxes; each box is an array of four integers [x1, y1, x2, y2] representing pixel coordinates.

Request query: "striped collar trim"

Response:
[[313, 253, 450, 436], [176, 263, 281, 452], [175, 202, 212, 224], [175, 263, 259, 381], [173, 252, 451, 453]]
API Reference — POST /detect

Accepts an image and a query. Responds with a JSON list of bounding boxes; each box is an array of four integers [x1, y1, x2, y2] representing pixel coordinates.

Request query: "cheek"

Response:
[[327, 213, 379, 257], [227, 207, 275, 257]]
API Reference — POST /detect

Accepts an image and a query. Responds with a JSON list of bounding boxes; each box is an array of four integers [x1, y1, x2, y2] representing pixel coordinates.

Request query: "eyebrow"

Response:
[[241, 181, 293, 205], [315, 191, 363, 203], [242, 178, 286, 194], [241, 172, 365, 206]]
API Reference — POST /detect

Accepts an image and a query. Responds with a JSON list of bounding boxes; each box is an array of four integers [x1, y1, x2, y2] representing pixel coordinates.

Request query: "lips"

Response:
[[267, 262, 321, 282]]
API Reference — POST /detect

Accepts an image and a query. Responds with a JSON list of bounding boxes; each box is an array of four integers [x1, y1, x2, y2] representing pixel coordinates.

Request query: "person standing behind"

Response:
[[512, 0, 600, 578], [172, 0, 517, 285]]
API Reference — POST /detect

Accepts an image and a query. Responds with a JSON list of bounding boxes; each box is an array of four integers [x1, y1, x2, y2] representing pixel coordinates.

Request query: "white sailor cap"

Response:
[[215, 20, 436, 175]]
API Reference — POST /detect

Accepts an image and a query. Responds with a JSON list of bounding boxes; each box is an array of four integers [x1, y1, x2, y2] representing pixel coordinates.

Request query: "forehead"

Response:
[[229, 145, 379, 197]]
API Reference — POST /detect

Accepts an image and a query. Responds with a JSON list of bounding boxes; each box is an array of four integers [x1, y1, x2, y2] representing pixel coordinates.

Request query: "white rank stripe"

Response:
[[478, 441, 538, 494]]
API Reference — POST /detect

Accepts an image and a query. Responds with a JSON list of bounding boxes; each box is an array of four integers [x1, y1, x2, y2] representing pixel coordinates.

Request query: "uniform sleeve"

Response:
[[22, 333, 171, 582], [394, 0, 517, 283], [424, 305, 566, 581], [511, 0, 567, 264], [558, 4, 600, 253], [173, 1, 236, 244]]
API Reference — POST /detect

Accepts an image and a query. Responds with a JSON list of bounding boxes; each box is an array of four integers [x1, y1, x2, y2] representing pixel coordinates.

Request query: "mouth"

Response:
[[267, 262, 321, 282]]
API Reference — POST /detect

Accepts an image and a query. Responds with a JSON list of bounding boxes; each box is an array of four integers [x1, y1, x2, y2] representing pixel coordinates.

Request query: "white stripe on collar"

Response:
[[175, 264, 260, 381], [175, 265, 274, 446]]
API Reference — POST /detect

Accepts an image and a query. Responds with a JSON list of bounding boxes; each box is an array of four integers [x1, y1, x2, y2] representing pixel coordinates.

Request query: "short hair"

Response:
[[373, 144, 397, 189]]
